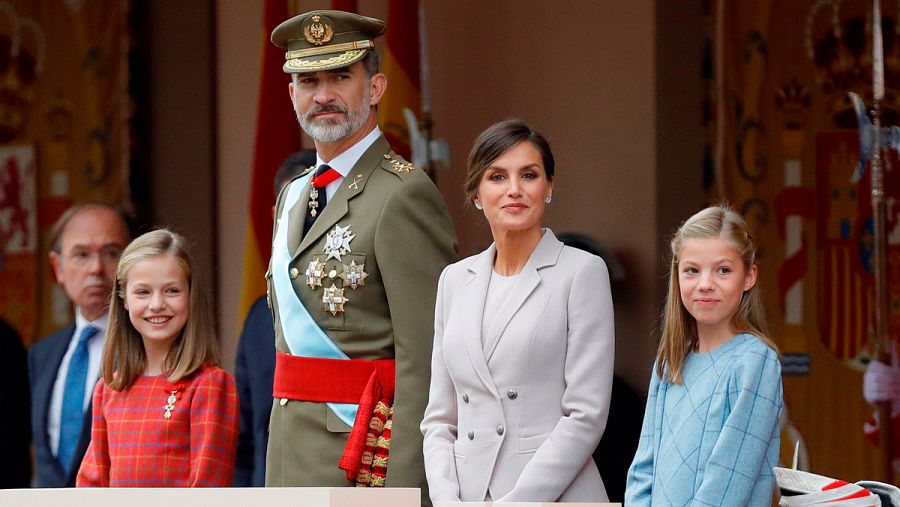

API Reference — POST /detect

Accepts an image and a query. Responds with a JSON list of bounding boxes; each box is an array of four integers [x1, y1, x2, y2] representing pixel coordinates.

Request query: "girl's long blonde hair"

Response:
[[656, 205, 776, 384], [102, 229, 218, 390]]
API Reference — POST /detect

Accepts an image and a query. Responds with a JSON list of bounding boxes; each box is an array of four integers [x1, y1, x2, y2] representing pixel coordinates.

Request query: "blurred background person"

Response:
[[29, 203, 131, 487]]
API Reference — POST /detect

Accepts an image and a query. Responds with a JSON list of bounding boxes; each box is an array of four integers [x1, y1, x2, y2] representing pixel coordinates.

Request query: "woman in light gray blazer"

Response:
[[421, 119, 615, 503]]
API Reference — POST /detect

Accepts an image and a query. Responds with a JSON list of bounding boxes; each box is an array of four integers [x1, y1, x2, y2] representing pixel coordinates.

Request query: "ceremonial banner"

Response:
[[0, 1, 130, 342], [0, 145, 36, 340], [708, 0, 899, 482], [377, 0, 421, 161], [238, 0, 302, 323]]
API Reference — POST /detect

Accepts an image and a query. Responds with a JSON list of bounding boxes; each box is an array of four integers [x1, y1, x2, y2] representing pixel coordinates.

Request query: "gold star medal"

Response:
[[324, 224, 355, 261], [340, 260, 369, 290], [322, 285, 349, 316], [305, 256, 326, 289]]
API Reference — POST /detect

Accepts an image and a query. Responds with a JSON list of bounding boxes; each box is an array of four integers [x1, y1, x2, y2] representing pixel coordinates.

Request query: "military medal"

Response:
[[305, 257, 326, 289], [324, 224, 355, 261], [340, 260, 369, 289], [322, 285, 349, 316], [308, 180, 320, 217], [163, 384, 183, 420]]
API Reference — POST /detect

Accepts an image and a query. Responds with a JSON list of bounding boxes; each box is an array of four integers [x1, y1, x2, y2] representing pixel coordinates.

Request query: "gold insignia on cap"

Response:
[[304, 15, 334, 46]]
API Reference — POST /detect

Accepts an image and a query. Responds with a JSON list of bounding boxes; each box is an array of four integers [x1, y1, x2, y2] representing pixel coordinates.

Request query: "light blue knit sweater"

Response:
[[625, 333, 783, 506]]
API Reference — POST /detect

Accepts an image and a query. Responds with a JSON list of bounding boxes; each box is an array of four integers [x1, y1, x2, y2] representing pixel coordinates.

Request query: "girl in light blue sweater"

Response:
[[625, 205, 783, 506]]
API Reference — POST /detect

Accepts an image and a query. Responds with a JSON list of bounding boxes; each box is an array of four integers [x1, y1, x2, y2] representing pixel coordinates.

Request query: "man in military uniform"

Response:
[[266, 10, 457, 505]]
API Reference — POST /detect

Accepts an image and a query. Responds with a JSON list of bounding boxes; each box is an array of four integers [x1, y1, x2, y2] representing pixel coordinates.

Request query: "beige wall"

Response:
[[214, 1, 695, 391]]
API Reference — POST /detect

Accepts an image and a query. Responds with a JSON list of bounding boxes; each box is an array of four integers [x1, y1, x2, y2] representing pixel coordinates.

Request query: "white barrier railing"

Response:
[[0, 487, 420, 507]]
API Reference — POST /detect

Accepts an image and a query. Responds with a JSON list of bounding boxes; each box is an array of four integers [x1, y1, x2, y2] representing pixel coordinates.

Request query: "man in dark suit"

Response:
[[234, 149, 316, 487], [28, 203, 130, 487]]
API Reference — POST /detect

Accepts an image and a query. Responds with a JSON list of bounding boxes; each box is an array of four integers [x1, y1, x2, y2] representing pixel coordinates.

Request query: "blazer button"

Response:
[[506, 388, 518, 400], [496, 425, 504, 436], [462, 393, 469, 403], [290, 267, 300, 279], [467, 430, 474, 440]]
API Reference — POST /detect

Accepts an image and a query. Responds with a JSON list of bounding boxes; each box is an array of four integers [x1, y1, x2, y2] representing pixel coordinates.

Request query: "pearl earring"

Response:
[[474, 201, 483, 210], [544, 196, 552, 204]]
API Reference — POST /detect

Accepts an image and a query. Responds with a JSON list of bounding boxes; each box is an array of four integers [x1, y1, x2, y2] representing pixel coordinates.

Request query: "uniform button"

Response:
[[496, 425, 504, 436], [462, 393, 469, 403], [467, 430, 474, 440], [506, 389, 518, 400], [290, 267, 300, 279]]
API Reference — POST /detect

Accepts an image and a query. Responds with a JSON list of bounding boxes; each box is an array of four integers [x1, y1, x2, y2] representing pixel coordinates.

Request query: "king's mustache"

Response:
[[307, 104, 347, 117]]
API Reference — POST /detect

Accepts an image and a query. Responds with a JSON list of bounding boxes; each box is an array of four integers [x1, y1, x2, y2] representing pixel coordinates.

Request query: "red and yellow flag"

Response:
[[378, 0, 421, 160], [238, 0, 302, 322]]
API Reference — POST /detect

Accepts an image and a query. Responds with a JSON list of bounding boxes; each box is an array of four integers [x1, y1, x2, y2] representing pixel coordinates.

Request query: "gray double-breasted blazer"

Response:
[[421, 229, 615, 503]]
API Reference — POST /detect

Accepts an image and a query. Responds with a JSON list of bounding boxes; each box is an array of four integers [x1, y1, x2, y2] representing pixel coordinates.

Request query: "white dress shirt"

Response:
[[316, 126, 382, 201], [48, 309, 107, 455]]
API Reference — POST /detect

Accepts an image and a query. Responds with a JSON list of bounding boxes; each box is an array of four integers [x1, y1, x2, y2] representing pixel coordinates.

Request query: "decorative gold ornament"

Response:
[[391, 159, 414, 173], [341, 260, 369, 289], [305, 257, 326, 289], [303, 15, 334, 46], [322, 285, 349, 315]]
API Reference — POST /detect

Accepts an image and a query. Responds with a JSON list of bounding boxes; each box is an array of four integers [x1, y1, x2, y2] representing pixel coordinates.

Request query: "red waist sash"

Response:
[[273, 353, 396, 485]]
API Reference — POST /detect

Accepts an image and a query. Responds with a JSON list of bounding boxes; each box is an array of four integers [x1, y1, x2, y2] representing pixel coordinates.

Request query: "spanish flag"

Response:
[[378, 0, 421, 160], [238, 0, 302, 322]]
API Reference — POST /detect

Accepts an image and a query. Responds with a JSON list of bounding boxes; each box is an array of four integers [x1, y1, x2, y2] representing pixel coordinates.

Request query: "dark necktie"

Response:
[[303, 164, 341, 237], [58, 325, 99, 473]]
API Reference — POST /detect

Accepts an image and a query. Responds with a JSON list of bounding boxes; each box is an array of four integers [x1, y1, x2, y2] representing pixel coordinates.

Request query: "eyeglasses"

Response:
[[62, 248, 123, 266]]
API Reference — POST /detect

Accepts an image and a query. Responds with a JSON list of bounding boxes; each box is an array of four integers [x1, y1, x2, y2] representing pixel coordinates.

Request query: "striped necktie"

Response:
[[58, 325, 99, 473]]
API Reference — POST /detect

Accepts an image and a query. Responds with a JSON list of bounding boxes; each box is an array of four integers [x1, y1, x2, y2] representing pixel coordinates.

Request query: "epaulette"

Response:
[[380, 152, 415, 178]]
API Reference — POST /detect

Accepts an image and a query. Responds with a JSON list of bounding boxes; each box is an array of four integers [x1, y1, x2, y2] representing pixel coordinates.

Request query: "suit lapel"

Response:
[[483, 230, 564, 362], [286, 167, 314, 254], [36, 325, 75, 480], [294, 135, 389, 259], [461, 246, 500, 398]]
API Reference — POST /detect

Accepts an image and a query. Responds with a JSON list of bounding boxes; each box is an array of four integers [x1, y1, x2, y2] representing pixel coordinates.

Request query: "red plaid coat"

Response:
[[76, 365, 239, 487]]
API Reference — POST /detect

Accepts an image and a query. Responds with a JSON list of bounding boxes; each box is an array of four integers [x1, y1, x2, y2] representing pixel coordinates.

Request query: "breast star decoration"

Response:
[[324, 224, 355, 262], [322, 285, 349, 316], [340, 260, 369, 290]]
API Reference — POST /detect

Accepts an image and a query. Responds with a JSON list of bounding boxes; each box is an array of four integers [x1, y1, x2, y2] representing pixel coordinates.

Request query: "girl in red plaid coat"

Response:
[[77, 229, 238, 487]]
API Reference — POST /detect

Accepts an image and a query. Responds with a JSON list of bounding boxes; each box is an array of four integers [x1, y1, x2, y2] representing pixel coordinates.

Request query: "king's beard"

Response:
[[298, 86, 372, 144]]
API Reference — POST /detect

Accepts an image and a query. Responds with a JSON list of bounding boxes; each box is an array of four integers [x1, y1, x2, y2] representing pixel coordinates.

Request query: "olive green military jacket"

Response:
[[265, 133, 457, 507]]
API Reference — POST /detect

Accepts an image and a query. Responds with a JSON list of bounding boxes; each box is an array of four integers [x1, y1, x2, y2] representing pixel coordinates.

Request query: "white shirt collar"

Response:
[[75, 307, 109, 335], [316, 126, 382, 178]]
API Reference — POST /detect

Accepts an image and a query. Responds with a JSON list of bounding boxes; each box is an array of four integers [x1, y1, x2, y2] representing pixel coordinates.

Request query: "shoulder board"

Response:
[[380, 152, 416, 179]]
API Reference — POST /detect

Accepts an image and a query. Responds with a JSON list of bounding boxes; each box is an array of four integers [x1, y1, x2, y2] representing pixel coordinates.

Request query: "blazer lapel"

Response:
[[294, 135, 389, 259], [461, 246, 500, 398], [483, 230, 564, 362]]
